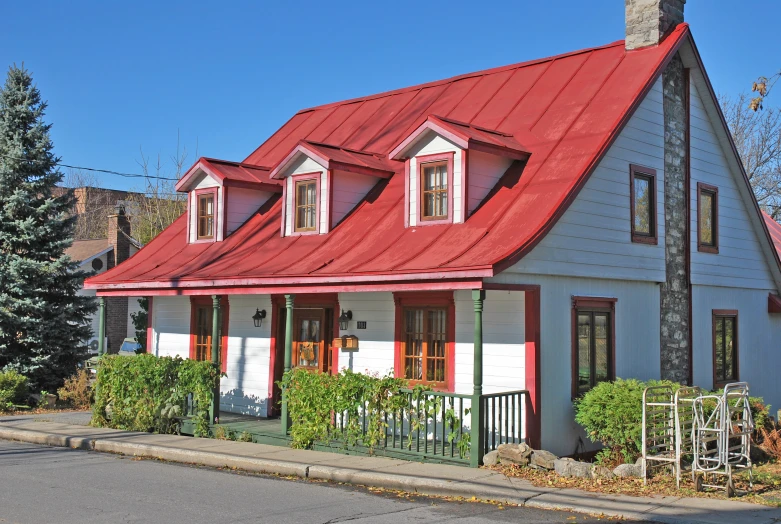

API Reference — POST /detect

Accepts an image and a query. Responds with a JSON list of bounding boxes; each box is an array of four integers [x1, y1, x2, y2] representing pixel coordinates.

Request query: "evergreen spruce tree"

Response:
[[0, 65, 95, 391]]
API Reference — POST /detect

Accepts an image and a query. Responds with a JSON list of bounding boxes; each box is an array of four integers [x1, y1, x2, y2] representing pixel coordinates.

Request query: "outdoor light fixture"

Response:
[[252, 309, 266, 328], [338, 310, 352, 331]]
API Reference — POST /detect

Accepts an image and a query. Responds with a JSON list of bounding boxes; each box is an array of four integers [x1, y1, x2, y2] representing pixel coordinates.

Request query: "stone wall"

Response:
[[625, 0, 685, 50], [660, 53, 690, 383]]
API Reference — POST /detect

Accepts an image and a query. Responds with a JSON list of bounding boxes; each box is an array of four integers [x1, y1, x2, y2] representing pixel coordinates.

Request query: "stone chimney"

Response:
[[625, 0, 685, 50], [107, 204, 131, 270]]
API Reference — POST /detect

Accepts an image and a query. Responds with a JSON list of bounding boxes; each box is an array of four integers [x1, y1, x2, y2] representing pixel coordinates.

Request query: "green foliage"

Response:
[[0, 65, 96, 391], [0, 369, 28, 409], [57, 369, 92, 409], [575, 379, 771, 464], [575, 378, 680, 463], [130, 298, 149, 352], [91, 354, 219, 437], [281, 368, 454, 453]]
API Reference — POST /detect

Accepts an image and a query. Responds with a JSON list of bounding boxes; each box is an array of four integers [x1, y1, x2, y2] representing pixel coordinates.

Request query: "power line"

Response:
[[1, 153, 180, 181]]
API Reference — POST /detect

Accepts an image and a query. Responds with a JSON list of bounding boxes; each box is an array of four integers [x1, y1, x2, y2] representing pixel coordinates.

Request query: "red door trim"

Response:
[[146, 297, 154, 353], [524, 288, 541, 450]]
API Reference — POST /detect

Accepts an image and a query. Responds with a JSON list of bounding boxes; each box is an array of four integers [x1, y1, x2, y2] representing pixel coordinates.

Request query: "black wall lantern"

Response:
[[252, 308, 267, 328], [338, 310, 352, 331]]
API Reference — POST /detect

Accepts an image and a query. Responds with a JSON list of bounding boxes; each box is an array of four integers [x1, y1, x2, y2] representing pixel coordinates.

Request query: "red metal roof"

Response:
[[389, 115, 530, 160], [87, 25, 691, 293], [269, 141, 396, 179], [763, 211, 781, 256], [175, 157, 279, 192]]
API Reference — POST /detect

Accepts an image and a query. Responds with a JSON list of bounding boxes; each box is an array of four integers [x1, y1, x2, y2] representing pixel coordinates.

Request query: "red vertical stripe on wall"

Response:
[[524, 289, 541, 449], [146, 297, 154, 353]]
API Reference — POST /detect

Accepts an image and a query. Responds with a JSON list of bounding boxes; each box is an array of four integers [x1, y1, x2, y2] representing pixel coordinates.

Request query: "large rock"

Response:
[[483, 450, 499, 466], [613, 463, 642, 478], [530, 449, 558, 470], [591, 465, 615, 479], [497, 442, 532, 465], [554, 458, 593, 479]]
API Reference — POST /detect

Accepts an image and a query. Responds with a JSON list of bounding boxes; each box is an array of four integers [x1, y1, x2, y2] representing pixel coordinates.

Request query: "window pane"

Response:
[[307, 182, 317, 205], [421, 162, 448, 219], [426, 309, 446, 383], [634, 175, 651, 235], [404, 310, 423, 380], [724, 317, 735, 381], [715, 317, 724, 381], [298, 319, 320, 367], [424, 192, 435, 218], [594, 314, 609, 383], [700, 192, 714, 245], [577, 314, 591, 392]]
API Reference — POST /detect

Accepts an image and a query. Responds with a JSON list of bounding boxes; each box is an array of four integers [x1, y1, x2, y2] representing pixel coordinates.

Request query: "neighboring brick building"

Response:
[[66, 206, 142, 353]]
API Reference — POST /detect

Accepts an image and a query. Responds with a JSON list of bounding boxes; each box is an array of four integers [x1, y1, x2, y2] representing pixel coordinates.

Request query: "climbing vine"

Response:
[[91, 354, 219, 437]]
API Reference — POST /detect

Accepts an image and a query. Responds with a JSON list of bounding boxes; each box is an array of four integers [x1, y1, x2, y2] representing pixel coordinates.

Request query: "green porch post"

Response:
[[280, 294, 295, 434], [210, 295, 221, 425], [97, 296, 106, 356], [471, 289, 485, 468]]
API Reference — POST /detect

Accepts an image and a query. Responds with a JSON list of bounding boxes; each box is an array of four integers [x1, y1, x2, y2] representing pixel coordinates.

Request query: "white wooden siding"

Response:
[[331, 170, 379, 227], [283, 156, 326, 236], [222, 295, 273, 417], [689, 83, 776, 290], [506, 76, 666, 282], [225, 187, 273, 235], [467, 151, 513, 214], [691, 285, 781, 414], [407, 132, 463, 226], [337, 292, 396, 375], [151, 296, 190, 358], [487, 273, 662, 456]]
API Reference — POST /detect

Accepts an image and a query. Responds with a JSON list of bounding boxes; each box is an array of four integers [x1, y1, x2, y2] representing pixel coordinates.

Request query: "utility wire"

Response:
[[0, 153, 180, 181]]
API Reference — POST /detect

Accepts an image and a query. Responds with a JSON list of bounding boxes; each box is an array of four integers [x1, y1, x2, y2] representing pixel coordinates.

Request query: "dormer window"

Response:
[[419, 154, 453, 222], [197, 192, 215, 239], [389, 115, 530, 228], [269, 140, 395, 236], [294, 178, 318, 232]]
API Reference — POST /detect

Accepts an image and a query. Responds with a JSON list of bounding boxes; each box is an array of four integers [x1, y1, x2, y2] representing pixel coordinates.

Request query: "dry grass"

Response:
[[491, 462, 781, 507]]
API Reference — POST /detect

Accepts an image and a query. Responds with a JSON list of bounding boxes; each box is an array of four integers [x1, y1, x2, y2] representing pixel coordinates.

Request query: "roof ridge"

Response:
[[296, 39, 625, 114], [202, 157, 271, 170], [303, 140, 387, 159]]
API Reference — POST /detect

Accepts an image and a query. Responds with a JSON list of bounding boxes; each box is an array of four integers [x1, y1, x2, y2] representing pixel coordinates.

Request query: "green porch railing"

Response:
[[336, 388, 528, 464]]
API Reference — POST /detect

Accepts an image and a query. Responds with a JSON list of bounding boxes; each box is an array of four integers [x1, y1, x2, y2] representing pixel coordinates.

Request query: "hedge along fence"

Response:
[[91, 354, 220, 437], [281, 367, 447, 453], [574, 378, 771, 464]]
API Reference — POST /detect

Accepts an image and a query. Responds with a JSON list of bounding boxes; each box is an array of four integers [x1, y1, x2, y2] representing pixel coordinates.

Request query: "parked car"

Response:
[[85, 338, 141, 375]]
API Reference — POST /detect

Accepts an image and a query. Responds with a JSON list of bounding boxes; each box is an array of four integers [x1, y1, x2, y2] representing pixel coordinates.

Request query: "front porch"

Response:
[[99, 284, 541, 467]]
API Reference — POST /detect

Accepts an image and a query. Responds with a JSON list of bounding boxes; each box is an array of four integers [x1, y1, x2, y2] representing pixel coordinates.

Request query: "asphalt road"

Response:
[[0, 439, 653, 524]]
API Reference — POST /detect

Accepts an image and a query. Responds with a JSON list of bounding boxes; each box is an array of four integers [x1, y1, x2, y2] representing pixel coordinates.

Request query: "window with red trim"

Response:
[[571, 297, 615, 397], [394, 292, 454, 390], [189, 297, 229, 372], [294, 179, 318, 232], [420, 161, 448, 219], [197, 193, 215, 239], [698, 182, 718, 253]]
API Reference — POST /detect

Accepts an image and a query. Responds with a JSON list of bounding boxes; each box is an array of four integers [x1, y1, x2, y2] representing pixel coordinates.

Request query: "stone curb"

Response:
[[0, 425, 777, 524]]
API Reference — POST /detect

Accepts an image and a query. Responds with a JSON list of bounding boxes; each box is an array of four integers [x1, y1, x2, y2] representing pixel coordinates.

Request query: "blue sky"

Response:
[[1, 1, 778, 191]]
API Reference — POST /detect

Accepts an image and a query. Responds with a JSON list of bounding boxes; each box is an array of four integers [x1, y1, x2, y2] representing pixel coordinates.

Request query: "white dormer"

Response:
[[389, 115, 530, 227], [270, 141, 397, 236], [176, 158, 280, 243]]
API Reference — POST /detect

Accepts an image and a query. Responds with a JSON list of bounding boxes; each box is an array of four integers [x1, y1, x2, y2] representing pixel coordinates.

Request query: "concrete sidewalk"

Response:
[[1, 414, 779, 524]]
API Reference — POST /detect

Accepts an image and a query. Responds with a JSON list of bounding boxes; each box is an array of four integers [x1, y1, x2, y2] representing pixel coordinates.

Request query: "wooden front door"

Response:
[[293, 309, 326, 372]]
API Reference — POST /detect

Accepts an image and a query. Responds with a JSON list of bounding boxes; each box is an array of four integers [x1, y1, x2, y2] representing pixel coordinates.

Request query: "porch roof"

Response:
[[86, 25, 690, 295]]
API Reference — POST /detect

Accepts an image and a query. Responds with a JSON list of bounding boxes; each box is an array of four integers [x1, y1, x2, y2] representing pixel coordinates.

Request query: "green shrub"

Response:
[[574, 378, 680, 463], [575, 379, 770, 464], [91, 354, 220, 436], [0, 370, 29, 408], [281, 368, 433, 452]]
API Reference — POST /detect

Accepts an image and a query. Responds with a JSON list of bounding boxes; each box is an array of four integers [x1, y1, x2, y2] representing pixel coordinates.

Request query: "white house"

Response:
[[86, 0, 781, 459]]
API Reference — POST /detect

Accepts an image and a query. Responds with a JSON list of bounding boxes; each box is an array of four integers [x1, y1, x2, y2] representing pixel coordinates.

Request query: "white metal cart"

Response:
[[691, 382, 754, 497]]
